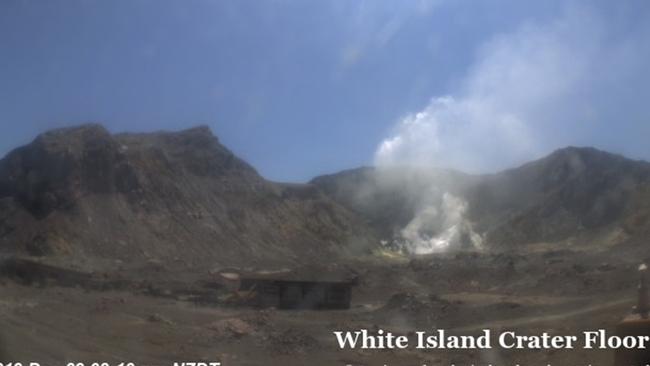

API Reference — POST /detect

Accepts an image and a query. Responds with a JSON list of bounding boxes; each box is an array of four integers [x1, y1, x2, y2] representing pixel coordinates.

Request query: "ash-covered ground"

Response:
[[0, 247, 641, 366]]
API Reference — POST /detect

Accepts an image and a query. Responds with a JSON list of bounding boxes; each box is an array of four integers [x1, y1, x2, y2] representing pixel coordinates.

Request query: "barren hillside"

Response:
[[0, 124, 378, 270], [312, 147, 650, 253]]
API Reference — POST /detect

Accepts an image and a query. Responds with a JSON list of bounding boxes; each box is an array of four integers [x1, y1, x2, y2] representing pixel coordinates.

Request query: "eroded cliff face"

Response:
[[312, 147, 650, 253], [0, 124, 378, 269], [2, 123, 648, 271]]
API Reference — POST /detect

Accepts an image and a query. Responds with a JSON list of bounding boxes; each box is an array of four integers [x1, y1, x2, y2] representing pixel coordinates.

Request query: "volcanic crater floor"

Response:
[[0, 249, 641, 366]]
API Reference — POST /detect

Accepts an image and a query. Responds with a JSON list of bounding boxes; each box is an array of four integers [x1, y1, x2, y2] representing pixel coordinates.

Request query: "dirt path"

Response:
[[455, 297, 633, 331]]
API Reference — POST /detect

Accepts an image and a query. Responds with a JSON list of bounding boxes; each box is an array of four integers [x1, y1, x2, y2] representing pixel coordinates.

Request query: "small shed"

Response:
[[232, 267, 357, 310]]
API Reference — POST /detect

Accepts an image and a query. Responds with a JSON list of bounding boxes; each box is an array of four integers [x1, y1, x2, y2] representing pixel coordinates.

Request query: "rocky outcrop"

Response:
[[312, 147, 650, 250], [0, 124, 378, 269], [3, 123, 647, 266]]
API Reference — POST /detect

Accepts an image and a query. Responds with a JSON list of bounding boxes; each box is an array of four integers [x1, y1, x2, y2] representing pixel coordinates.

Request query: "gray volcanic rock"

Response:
[[3, 123, 648, 269], [0, 124, 378, 269], [312, 147, 650, 250], [0, 124, 131, 217], [475, 147, 650, 247], [311, 167, 477, 239]]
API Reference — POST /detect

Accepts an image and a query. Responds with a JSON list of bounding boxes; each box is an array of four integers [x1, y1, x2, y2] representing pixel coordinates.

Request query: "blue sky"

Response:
[[1, 0, 649, 181]]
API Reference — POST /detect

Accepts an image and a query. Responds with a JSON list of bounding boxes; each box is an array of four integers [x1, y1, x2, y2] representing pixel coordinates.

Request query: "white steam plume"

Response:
[[376, 6, 606, 171], [400, 191, 482, 254], [374, 5, 641, 254]]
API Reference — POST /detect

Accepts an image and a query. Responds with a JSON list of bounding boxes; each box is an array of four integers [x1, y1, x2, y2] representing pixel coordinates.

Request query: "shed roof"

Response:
[[219, 265, 358, 284]]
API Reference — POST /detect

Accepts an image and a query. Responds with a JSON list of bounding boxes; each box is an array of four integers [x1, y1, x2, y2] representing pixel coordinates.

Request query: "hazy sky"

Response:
[[1, 0, 649, 181]]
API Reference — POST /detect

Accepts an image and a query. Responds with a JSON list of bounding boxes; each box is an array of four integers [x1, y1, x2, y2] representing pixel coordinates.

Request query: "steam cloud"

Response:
[[373, 4, 648, 254], [399, 191, 482, 254], [375, 6, 607, 171]]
